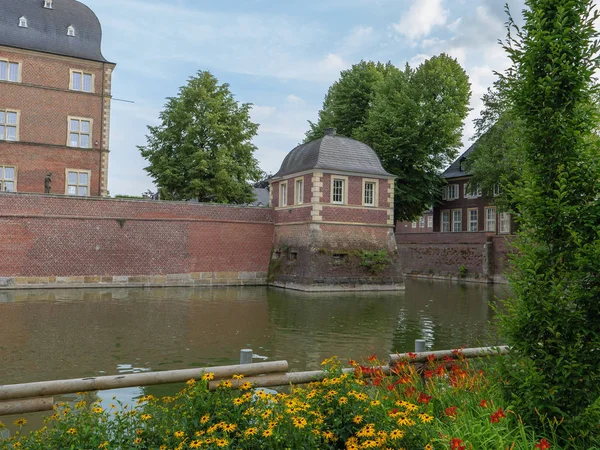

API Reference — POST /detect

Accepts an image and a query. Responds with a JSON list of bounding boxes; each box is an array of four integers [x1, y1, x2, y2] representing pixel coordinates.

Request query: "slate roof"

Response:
[[0, 0, 111, 63], [273, 130, 394, 179], [250, 188, 270, 207], [442, 141, 478, 179]]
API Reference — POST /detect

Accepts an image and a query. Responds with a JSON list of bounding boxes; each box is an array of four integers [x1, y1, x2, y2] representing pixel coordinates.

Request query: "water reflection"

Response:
[[0, 280, 506, 434]]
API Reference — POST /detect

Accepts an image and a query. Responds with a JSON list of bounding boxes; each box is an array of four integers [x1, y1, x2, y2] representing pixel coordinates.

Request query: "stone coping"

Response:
[[270, 281, 405, 292], [0, 272, 267, 290]]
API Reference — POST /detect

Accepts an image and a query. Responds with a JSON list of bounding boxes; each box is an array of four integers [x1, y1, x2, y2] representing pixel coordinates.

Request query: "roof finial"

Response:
[[324, 128, 336, 136]]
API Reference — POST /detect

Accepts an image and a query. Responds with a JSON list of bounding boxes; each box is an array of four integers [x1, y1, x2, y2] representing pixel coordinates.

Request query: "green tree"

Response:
[[497, 0, 600, 442], [357, 55, 471, 220], [139, 71, 262, 203], [305, 61, 398, 142]]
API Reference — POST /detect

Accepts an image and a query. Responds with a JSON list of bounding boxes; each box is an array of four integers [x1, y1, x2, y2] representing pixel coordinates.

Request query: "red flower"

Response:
[[490, 407, 506, 424], [427, 354, 436, 363], [424, 370, 434, 379], [417, 392, 432, 404], [479, 399, 487, 408], [535, 438, 551, 449], [367, 354, 377, 362], [445, 406, 458, 418], [407, 352, 418, 359], [348, 359, 357, 367], [404, 386, 416, 396], [450, 438, 466, 450], [444, 355, 453, 363]]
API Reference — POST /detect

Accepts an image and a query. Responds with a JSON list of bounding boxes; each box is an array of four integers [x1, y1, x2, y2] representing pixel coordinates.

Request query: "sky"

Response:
[[85, 0, 531, 196]]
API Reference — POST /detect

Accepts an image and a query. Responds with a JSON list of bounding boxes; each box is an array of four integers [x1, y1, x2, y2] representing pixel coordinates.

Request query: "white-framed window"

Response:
[[0, 60, 20, 82], [464, 183, 482, 199], [443, 184, 459, 201], [331, 177, 347, 204], [419, 216, 425, 228], [67, 25, 75, 37], [485, 207, 496, 232], [66, 169, 90, 196], [468, 208, 478, 232], [452, 209, 462, 232], [0, 110, 19, 141], [68, 117, 92, 148], [0, 165, 16, 192], [499, 212, 511, 234], [363, 179, 378, 207], [280, 181, 288, 207], [19, 17, 27, 28], [411, 221, 417, 228], [441, 210, 450, 232], [70, 70, 94, 93], [493, 184, 502, 197], [44, 0, 53, 9], [295, 177, 303, 205], [427, 215, 433, 228]]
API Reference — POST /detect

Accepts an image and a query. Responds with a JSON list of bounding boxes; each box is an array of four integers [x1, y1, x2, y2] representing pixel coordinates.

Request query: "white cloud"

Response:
[[286, 95, 306, 106], [393, 0, 448, 40]]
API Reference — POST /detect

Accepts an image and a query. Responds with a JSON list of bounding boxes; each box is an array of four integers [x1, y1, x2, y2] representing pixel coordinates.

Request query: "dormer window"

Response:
[[43, 0, 53, 9], [19, 17, 28, 28], [67, 25, 75, 37]]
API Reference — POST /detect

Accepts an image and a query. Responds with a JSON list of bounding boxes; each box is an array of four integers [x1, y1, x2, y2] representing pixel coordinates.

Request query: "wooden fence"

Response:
[[0, 342, 508, 417]]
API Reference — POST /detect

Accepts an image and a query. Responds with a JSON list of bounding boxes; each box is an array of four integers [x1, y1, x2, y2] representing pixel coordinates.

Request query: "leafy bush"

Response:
[[457, 265, 468, 278], [360, 250, 391, 275]]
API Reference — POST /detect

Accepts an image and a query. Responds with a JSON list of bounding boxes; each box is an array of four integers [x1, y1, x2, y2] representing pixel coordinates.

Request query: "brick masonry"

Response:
[[0, 193, 274, 288], [395, 231, 513, 283]]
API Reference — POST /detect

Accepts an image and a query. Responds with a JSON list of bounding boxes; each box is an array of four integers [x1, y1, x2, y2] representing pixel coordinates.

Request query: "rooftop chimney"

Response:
[[324, 128, 336, 136]]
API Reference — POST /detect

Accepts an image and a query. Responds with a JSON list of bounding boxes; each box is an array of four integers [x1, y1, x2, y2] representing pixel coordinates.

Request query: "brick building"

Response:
[[269, 128, 402, 289], [432, 143, 512, 235], [0, 0, 115, 197]]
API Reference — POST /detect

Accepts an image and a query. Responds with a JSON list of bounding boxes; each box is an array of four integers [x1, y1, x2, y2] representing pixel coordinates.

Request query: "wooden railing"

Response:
[[0, 342, 508, 417]]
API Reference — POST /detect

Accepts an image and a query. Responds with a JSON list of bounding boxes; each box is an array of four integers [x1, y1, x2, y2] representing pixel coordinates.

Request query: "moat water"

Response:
[[0, 279, 507, 433]]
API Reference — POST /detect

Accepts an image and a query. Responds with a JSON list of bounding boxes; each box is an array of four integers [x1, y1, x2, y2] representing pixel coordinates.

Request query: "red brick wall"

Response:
[[0, 194, 274, 277], [274, 205, 312, 223], [395, 232, 512, 281], [0, 47, 112, 196], [322, 206, 387, 224]]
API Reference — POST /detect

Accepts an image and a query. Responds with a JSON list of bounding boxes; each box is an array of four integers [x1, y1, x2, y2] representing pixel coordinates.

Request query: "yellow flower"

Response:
[[292, 416, 307, 428], [233, 397, 244, 406], [76, 400, 87, 409], [13, 418, 27, 426], [390, 429, 404, 439], [98, 442, 109, 449], [67, 428, 77, 435], [418, 413, 434, 424], [232, 374, 244, 380], [200, 414, 210, 424], [202, 372, 215, 381], [174, 430, 185, 439], [370, 400, 381, 407], [223, 423, 237, 433], [219, 380, 233, 388], [141, 414, 152, 421], [244, 427, 258, 436], [424, 444, 434, 450], [240, 382, 253, 390], [216, 439, 229, 447], [190, 441, 201, 449], [352, 415, 363, 424], [92, 406, 103, 413], [134, 437, 142, 445], [136, 429, 143, 435], [262, 429, 273, 437], [186, 378, 196, 386], [339, 396, 348, 405]]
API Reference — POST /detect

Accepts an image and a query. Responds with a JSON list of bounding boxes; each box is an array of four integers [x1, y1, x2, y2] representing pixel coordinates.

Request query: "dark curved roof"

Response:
[[0, 0, 111, 63], [274, 132, 394, 179]]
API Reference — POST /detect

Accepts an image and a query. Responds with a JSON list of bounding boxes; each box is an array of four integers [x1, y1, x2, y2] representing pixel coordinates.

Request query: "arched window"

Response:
[[19, 17, 28, 28], [67, 25, 75, 37]]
